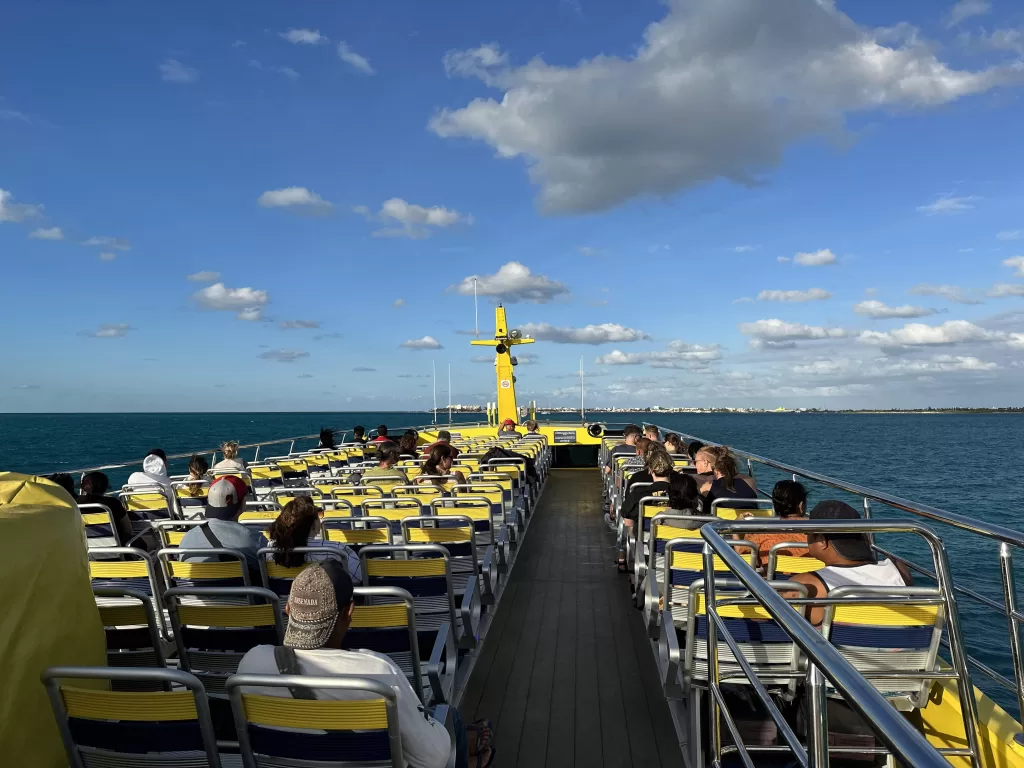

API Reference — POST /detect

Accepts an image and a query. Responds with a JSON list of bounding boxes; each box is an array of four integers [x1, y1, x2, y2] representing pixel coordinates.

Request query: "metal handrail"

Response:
[[700, 519, 977, 768]]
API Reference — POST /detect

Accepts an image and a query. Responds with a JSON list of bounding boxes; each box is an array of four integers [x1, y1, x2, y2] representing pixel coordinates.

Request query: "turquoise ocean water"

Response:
[[2, 410, 1022, 714]]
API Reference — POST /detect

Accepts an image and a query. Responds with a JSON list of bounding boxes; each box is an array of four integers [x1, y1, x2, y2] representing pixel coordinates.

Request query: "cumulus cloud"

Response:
[[909, 284, 983, 305], [99, 252, 117, 262], [946, 0, 990, 28], [259, 349, 310, 363], [0, 189, 42, 222], [734, 244, 759, 253], [917, 194, 979, 215], [29, 226, 63, 240], [81, 323, 133, 338], [792, 249, 837, 267], [740, 319, 847, 349], [853, 300, 938, 319], [401, 336, 443, 350], [520, 322, 649, 344], [989, 283, 1024, 298], [249, 60, 300, 80], [450, 262, 569, 304], [358, 198, 471, 238], [281, 28, 326, 45], [258, 187, 333, 215], [429, 0, 1019, 214], [160, 58, 198, 84], [280, 320, 321, 329], [392, 298, 407, 308], [858, 319, 1000, 347], [758, 288, 831, 302], [192, 282, 270, 321], [187, 270, 220, 283], [1003, 256, 1024, 277], [81, 235, 131, 251], [596, 341, 723, 368], [337, 42, 374, 74]]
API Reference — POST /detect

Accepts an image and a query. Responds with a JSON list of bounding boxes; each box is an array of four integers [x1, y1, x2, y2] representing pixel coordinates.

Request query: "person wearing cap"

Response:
[[497, 418, 521, 438], [786, 500, 912, 626], [178, 476, 267, 572], [237, 561, 495, 768]]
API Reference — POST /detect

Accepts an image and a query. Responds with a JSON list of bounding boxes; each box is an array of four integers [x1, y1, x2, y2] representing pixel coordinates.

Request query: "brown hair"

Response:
[[634, 437, 654, 455], [399, 433, 418, 454], [267, 496, 320, 567], [664, 433, 685, 454], [647, 449, 673, 478], [421, 444, 454, 484], [186, 455, 209, 497], [710, 446, 740, 491]]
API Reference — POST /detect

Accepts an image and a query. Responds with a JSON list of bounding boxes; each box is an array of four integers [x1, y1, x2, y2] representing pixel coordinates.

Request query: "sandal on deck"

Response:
[[466, 720, 494, 752], [615, 557, 628, 573], [473, 747, 496, 768]]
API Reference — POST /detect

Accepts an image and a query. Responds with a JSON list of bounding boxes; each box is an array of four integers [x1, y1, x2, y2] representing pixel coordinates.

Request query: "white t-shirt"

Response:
[[236, 645, 450, 768], [817, 559, 907, 591]]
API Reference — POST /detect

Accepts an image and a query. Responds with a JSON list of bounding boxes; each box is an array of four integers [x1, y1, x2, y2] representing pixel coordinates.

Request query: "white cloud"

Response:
[[989, 283, 1024, 298], [258, 187, 333, 215], [187, 270, 220, 283], [450, 261, 568, 304], [81, 235, 131, 251], [281, 28, 327, 45], [259, 349, 310, 363], [596, 341, 722, 368], [337, 42, 374, 74], [280, 320, 321, 329], [946, 0, 990, 28], [192, 282, 270, 321], [792, 248, 837, 267], [392, 298, 407, 308], [29, 226, 63, 240], [81, 323, 133, 338], [853, 300, 938, 319], [360, 198, 471, 239], [232, 40, 246, 48], [909, 284, 983, 305], [740, 319, 847, 349], [0, 109, 31, 123], [997, 230, 1022, 241], [758, 288, 831, 302], [1003, 256, 1024, 277], [429, 1, 1019, 214], [520, 322, 649, 344], [595, 350, 645, 365], [859, 319, 1000, 347], [734, 244, 759, 253], [99, 252, 117, 262], [249, 60, 300, 80], [159, 58, 198, 84], [400, 336, 443, 350], [917, 194, 979, 215], [0, 189, 42, 222]]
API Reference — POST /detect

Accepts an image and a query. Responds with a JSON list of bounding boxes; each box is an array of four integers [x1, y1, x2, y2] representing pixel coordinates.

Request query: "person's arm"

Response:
[[787, 572, 827, 627], [621, 487, 640, 523], [385, 659, 451, 768], [894, 558, 914, 586]]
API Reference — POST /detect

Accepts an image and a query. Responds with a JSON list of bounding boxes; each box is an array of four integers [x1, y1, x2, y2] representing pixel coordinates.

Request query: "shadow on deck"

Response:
[[459, 469, 684, 768]]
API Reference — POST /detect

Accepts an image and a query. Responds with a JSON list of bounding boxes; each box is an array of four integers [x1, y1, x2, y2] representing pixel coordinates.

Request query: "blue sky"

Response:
[[2, 0, 1024, 412]]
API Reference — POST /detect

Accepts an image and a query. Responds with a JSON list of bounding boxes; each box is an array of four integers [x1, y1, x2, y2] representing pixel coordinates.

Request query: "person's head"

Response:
[[142, 449, 169, 478], [404, 429, 419, 440], [268, 496, 321, 567], [641, 439, 662, 463], [634, 437, 653, 457], [283, 560, 356, 650], [424, 444, 455, 475], [647, 449, 674, 480], [664, 433, 685, 454], [644, 425, 660, 441], [694, 445, 718, 475], [710, 447, 740, 490], [80, 471, 110, 497], [525, 420, 539, 433], [501, 418, 517, 432], [318, 427, 336, 449], [45, 473, 75, 498], [147, 448, 168, 463], [668, 473, 700, 512], [205, 476, 248, 521], [221, 441, 240, 460], [436, 430, 452, 444], [398, 433, 418, 454], [188, 454, 209, 480], [622, 424, 642, 445], [772, 480, 808, 518], [807, 500, 876, 565], [376, 425, 388, 438], [376, 442, 400, 468], [352, 425, 366, 439], [687, 440, 705, 460]]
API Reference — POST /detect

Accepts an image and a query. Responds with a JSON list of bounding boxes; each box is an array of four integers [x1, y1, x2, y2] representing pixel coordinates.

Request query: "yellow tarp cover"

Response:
[[0, 473, 106, 767]]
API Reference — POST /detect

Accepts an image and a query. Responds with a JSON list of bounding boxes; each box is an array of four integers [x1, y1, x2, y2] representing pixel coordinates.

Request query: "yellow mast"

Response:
[[470, 305, 534, 424]]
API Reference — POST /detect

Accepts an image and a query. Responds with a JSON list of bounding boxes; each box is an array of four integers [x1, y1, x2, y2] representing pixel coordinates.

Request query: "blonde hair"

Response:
[[647, 449, 673, 478], [221, 441, 240, 460]]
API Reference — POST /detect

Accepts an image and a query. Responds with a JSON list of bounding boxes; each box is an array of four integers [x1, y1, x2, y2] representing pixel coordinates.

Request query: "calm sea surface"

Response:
[[2, 411, 1023, 712]]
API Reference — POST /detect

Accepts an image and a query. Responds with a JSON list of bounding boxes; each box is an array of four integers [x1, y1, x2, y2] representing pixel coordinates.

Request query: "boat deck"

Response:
[[459, 468, 684, 768]]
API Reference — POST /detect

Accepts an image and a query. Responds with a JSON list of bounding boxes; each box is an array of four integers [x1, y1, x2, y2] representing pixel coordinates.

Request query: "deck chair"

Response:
[[393, 483, 446, 505], [42, 666, 223, 768], [299, 452, 332, 478], [271, 486, 324, 509], [710, 497, 776, 520], [119, 486, 176, 528], [452, 482, 516, 543], [257, 546, 350, 597], [331, 485, 386, 515], [157, 548, 251, 597], [323, 516, 394, 552], [89, 548, 168, 638], [765, 542, 825, 579], [363, 497, 426, 537], [173, 480, 210, 512], [239, 500, 284, 524], [153, 519, 211, 549], [248, 463, 284, 497], [80, 502, 121, 550], [93, 587, 168, 689], [402, 515, 494, 603], [432, 496, 507, 575], [228, 674, 442, 768], [272, 457, 310, 486]]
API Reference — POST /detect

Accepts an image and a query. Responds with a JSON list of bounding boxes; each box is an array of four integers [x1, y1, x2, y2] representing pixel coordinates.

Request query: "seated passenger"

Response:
[[350, 425, 369, 444], [422, 429, 461, 458], [497, 418, 522, 438], [622, 438, 663, 492], [183, 454, 209, 497], [361, 443, 409, 487], [126, 448, 173, 490], [237, 562, 493, 768], [78, 471, 135, 546], [398, 432, 419, 460], [44, 472, 76, 499], [664, 433, 686, 456], [266, 496, 361, 580], [667, 473, 700, 514], [315, 427, 336, 451], [787, 501, 912, 626], [604, 424, 642, 475], [699, 447, 758, 513], [522, 420, 543, 438], [686, 440, 704, 459], [644, 425, 660, 442], [623, 437, 654, 471], [178, 476, 267, 572], [371, 424, 391, 443], [214, 440, 248, 471], [620, 449, 675, 528], [742, 480, 809, 570], [418, 444, 467, 487]]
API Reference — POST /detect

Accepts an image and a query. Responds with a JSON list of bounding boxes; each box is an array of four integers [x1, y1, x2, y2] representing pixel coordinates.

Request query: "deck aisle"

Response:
[[459, 468, 684, 768]]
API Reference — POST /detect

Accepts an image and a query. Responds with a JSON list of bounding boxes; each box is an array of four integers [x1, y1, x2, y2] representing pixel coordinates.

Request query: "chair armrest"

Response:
[[480, 545, 496, 598], [425, 622, 455, 705], [658, 606, 684, 698], [459, 570, 481, 648]]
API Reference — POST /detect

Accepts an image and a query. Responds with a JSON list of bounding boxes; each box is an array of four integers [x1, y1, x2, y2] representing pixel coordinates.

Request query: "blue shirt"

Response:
[[179, 519, 268, 571]]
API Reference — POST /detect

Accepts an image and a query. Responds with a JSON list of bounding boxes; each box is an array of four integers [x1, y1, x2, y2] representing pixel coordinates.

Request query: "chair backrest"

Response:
[[154, 519, 211, 548], [663, 538, 755, 627], [331, 485, 386, 512], [362, 498, 425, 530], [158, 548, 251, 589], [92, 587, 167, 681], [821, 586, 945, 708], [166, 587, 284, 697], [431, 497, 496, 541], [451, 483, 506, 517], [119, 488, 174, 521], [710, 497, 776, 520], [392, 484, 446, 503], [173, 480, 210, 508], [323, 517, 394, 550], [345, 586, 425, 703], [42, 666, 222, 768], [89, 548, 163, 603], [401, 515, 478, 561], [257, 546, 348, 596], [765, 542, 826, 579], [79, 502, 119, 549], [273, 458, 310, 482], [271, 487, 323, 508], [227, 673, 403, 768]]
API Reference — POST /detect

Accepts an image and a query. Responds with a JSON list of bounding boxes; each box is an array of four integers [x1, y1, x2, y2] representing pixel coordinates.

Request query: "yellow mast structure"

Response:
[[470, 305, 534, 424]]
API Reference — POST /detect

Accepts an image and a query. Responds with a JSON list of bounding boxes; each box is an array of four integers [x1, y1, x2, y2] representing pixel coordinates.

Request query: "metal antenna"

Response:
[[473, 278, 479, 337], [580, 355, 585, 419]]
